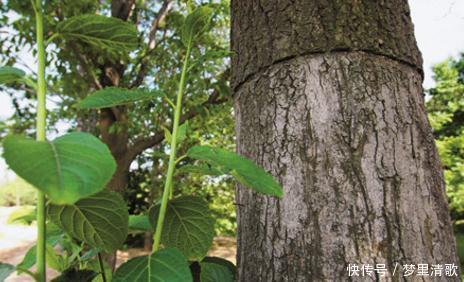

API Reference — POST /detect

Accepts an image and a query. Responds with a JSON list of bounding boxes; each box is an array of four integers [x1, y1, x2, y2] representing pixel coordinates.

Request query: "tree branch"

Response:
[[130, 0, 173, 88], [148, 0, 172, 49], [68, 42, 103, 90], [112, 0, 136, 20], [122, 81, 230, 169]]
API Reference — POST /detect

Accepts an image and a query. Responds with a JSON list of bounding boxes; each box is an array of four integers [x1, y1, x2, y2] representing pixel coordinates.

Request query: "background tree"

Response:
[[427, 54, 464, 223], [0, 0, 236, 235], [232, 0, 460, 280], [426, 53, 464, 272]]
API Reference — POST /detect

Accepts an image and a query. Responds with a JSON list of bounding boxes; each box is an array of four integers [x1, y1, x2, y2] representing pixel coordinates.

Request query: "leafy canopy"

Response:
[[0, 1, 242, 281], [426, 53, 464, 220], [0, 0, 234, 236]]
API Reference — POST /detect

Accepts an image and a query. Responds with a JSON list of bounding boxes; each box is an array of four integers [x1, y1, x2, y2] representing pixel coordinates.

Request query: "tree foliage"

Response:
[[427, 53, 464, 220], [0, 0, 235, 234]]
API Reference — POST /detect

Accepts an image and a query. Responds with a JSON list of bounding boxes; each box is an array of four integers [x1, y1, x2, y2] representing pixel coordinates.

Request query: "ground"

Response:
[[0, 207, 236, 281]]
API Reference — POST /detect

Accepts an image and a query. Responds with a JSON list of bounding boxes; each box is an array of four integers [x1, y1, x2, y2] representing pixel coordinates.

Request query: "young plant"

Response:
[[1, 1, 122, 281], [0, 3, 283, 282]]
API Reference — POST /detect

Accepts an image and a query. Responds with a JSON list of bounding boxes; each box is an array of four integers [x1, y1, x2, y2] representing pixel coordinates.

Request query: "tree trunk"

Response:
[[231, 0, 460, 281], [99, 107, 130, 193]]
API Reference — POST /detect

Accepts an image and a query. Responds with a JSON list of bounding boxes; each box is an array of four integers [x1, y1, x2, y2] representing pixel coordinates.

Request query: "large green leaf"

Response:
[[48, 190, 129, 252], [200, 262, 233, 282], [77, 87, 161, 109], [128, 214, 151, 232], [148, 196, 214, 261], [0, 262, 14, 282], [181, 6, 213, 47], [177, 164, 224, 176], [113, 248, 192, 282], [0, 66, 25, 84], [3, 132, 116, 204], [56, 14, 138, 52], [187, 146, 283, 197], [202, 257, 236, 279]]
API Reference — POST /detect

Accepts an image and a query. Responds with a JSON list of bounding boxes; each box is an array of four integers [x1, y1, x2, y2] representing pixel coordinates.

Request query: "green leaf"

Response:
[[7, 206, 36, 225], [213, 79, 230, 98], [162, 126, 173, 144], [16, 224, 63, 272], [46, 244, 67, 272], [177, 122, 188, 143], [128, 215, 151, 232], [17, 246, 37, 272], [181, 6, 214, 47], [148, 196, 215, 261], [177, 164, 224, 176], [0, 262, 15, 282], [200, 262, 233, 282], [51, 269, 98, 282], [202, 257, 236, 279], [163, 122, 188, 147], [47, 190, 129, 252], [0, 66, 36, 89], [187, 146, 283, 197], [57, 14, 138, 52], [3, 132, 116, 204], [113, 248, 192, 282], [84, 258, 112, 282], [0, 66, 25, 84], [188, 50, 231, 72], [79, 248, 100, 262], [78, 87, 161, 109]]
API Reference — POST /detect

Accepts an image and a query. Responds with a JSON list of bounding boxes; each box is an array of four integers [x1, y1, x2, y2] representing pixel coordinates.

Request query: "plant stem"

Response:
[[34, 0, 47, 281], [152, 46, 192, 252], [98, 253, 107, 282]]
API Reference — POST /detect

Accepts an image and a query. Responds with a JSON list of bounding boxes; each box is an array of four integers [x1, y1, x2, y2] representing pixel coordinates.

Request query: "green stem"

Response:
[[169, 182, 173, 200], [98, 253, 107, 282], [152, 46, 192, 252], [45, 33, 59, 46], [34, 0, 47, 281]]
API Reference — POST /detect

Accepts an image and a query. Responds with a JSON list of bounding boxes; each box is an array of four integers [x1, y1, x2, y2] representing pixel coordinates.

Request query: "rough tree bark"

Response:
[[232, 0, 460, 281]]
